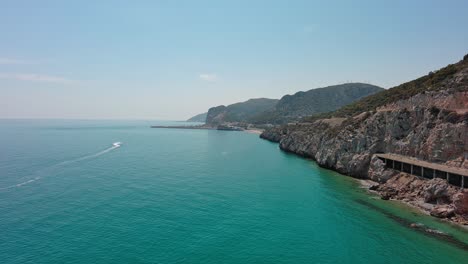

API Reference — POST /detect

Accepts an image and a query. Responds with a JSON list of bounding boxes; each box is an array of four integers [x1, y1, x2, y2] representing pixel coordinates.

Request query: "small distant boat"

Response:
[[113, 142, 122, 147]]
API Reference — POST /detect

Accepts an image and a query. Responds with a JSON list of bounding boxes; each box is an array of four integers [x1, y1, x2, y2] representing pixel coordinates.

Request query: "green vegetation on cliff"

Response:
[[304, 56, 468, 122], [250, 83, 383, 124], [206, 98, 279, 125], [204, 83, 383, 125]]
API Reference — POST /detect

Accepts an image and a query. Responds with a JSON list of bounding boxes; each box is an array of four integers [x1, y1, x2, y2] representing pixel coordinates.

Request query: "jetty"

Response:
[[150, 124, 244, 131], [375, 153, 468, 188], [150, 125, 215, 130]]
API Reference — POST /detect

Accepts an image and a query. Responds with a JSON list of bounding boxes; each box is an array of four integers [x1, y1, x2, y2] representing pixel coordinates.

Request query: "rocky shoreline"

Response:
[[259, 108, 468, 226], [258, 61, 468, 225], [358, 174, 468, 226]]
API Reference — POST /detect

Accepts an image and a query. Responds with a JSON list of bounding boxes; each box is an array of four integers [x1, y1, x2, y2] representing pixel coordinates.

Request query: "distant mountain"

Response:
[[202, 83, 383, 125], [186, 112, 207, 122], [206, 98, 279, 125], [250, 83, 384, 124]]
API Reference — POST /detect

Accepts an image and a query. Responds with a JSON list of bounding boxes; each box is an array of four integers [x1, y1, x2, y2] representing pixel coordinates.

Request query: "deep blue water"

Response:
[[0, 119, 467, 263]]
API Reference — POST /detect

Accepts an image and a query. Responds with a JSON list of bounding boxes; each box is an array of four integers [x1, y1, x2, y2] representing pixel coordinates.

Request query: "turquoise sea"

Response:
[[0, 119, 467, 263]]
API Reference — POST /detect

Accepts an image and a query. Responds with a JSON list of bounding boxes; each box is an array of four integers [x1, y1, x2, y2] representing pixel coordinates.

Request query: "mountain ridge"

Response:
[[186, 112, 207, 122], [200, 83, 383, 125], [250, 83, 383, 124]]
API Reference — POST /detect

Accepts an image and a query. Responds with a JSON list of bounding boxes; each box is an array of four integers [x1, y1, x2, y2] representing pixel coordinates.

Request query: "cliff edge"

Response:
[[261, 55, 468, 224]]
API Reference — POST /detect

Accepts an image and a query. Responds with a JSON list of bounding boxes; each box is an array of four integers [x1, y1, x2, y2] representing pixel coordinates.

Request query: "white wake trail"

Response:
[[58, 142, 121, 165], [0, 142, 122, 190]]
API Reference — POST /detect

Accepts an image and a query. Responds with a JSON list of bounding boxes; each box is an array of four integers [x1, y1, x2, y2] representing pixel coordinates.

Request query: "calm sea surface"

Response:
[[0, 119, 467, 263]]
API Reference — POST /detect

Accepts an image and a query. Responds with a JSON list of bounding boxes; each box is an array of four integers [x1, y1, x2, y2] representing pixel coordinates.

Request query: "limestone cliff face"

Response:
[[260, 57, 468, 224], [206, 105, 227, 125], [262, 106, 467, 179], [260, 59, 468, 179]]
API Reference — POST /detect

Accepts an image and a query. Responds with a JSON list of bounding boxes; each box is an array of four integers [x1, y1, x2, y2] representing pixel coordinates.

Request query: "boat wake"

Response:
[[58, 142, 122, 165], [0, 142, 122, 190]]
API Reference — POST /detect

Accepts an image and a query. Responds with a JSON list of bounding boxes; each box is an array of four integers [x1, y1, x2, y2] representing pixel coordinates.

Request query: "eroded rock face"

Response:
[[430, 205, 455, 218], [261, 107, 467, 178], [368, 156, 398, 183], [206, 105, 227, 125], [423, 178, 454, 203], [453, 191, 468, 216], [378, 173, 459, 206], [259, 61, 468, 224], [373, 173, 467, 223], [376, 173, 427, 201]]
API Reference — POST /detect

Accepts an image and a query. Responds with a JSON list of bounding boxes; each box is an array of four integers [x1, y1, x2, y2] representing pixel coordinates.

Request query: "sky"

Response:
[[1, 0, 468, 120]]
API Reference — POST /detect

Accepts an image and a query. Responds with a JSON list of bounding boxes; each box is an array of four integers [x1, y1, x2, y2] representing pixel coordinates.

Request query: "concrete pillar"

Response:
[[433, 169, 436, 179], [461, 176, 464, 188], [392, 160, 395, 169], [446, 172, 449, 181], [410, 164, 413, 175], [422, 167, 424, 178], [401, 162, 403, 171]]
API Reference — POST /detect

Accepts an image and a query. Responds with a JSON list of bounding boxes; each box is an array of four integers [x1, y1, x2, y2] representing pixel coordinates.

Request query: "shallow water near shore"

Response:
[[0, 119, 467, 263]]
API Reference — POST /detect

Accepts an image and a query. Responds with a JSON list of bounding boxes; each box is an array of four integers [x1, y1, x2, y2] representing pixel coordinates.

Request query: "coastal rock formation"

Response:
[[260, 56, 468, 223], [371, 172, 467, 223], [423, 178, 453, 203], [261, 107, 467, 178], [261, 56, 468, 175], [368, 156, 398, 182], [453, 191, 468, 216], [430, 205, 455, 218]]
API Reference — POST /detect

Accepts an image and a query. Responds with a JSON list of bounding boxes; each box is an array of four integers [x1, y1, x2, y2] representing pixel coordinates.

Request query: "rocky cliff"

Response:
[[206, 98, 278, 125], [260, 55, 468, 223], [371, 171, 468, 224], [261, 56, 468, 176], [261, 106, 467, 178]]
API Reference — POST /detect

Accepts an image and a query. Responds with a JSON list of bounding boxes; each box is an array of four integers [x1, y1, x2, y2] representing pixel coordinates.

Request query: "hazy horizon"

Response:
[[1, 1, 468, 120]]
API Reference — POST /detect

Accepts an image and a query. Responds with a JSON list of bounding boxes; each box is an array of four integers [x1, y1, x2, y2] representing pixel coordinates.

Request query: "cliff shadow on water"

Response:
[[355, 198, 468, 251]]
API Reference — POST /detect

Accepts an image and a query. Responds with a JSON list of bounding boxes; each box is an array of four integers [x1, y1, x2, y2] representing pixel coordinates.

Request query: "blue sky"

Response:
[[1, 0, 467, 120]]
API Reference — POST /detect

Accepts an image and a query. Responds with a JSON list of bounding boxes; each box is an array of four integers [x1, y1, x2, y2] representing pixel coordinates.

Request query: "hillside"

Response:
[[186, 112, 207, 123], [250, 83, 383, 124], [260, 55, 468, 224], [305, 55, 468, 122], [206, 98, 279, 125], [203, 83, 383, 125]]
